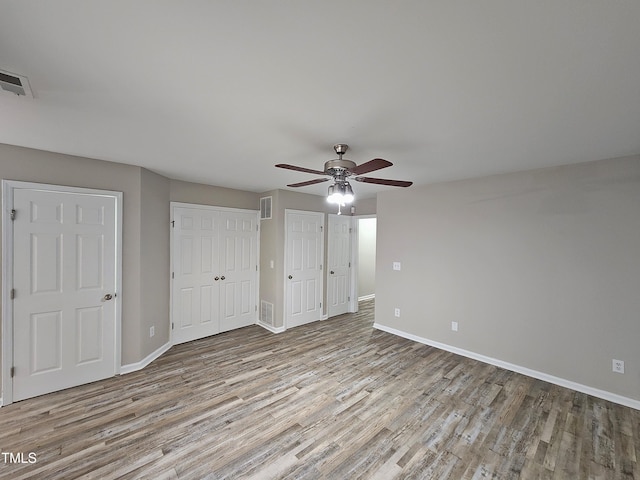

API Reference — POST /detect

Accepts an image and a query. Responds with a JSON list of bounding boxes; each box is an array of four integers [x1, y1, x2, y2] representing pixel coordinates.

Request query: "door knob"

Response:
[[288, 275, 293, 279], [214, 276, 219, 281], [330, 271, 335, 274], [221, 276, 225, 280], [102, 294, 113, 301]]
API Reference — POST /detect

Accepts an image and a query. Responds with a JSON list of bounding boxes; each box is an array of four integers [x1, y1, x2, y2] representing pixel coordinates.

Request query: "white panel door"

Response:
[[12, 188, 118, 401], [172, 204, 258, 344], [219, 211, 257, 332], [172, 207, 221, 344], [285, 211, 324, 329], [327, 214, 351, 317]]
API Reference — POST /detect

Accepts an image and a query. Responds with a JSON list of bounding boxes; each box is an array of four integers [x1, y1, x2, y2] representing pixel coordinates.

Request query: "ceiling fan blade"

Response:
[[349, 158, 393, 175], [354, 176, 413, 187], [276, 164, 326, 175], [287, 178, 330, 188]]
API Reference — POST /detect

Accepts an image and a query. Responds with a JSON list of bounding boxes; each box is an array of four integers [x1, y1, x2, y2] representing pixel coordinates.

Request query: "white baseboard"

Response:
[[257, 321, 285, 334], [120, 341, 172, 375], [358, 294, 375, 301], [373, 323, 640, 411]]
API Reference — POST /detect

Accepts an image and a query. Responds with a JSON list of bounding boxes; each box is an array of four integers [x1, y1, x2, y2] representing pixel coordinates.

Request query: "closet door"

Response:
[[172, 207, 221, 344], [219, 211, 258, 332], [171, 204, 258, 344]]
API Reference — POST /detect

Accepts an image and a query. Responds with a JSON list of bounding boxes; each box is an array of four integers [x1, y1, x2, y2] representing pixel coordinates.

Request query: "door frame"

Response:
[[1, 180, 123, 406], [284, 209, 325, 329], [169, 202, 260, 344], [353, 214, 377, 303]]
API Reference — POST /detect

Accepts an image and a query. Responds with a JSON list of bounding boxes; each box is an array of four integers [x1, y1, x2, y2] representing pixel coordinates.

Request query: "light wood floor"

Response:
[[1, 300, 639, 479]]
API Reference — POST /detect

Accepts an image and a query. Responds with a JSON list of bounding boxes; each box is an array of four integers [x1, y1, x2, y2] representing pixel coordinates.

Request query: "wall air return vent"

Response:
[[260, 300, 274, 326], [260, 196, 272, 220], [0, 69, 33, 98]]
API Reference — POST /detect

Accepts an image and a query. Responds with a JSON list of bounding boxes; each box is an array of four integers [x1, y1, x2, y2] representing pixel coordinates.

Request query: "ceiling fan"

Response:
[[275, 144, 412, 204]]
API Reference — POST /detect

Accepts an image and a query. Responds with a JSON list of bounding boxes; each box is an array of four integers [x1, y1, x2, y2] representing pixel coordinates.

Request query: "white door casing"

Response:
[[285, 210, 324, 329], [327, 214, 352, 317], [2, 181, 122, 404], [171, 204, 258, 345]]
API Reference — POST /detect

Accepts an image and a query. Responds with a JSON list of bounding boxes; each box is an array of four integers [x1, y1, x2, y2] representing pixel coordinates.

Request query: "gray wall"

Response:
[[0, 142, 379, 397], [259, 189, 376, 328], [0, 143, 145, 366], [0, 144, 264, 383], [375, 155, 640, 401], [357, 217, 377, 299], [170, 179, 260, 210], [141, 169, 171, 356]]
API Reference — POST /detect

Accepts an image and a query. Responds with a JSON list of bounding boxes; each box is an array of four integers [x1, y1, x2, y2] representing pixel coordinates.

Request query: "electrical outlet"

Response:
[[150, 326, 155, 338], [612, 359, 624, 374], [393, 262, 401, 271], [394, 308, 400, 317], [451, 321, 458, 332]]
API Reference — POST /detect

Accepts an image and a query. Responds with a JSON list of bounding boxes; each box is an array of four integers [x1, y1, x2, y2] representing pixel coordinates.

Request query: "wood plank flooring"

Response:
[[1, 300, 639, 479]]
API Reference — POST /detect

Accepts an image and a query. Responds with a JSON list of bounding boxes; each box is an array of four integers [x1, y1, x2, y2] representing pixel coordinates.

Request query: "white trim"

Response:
[[256, 321, 285, 334], [1, 180, 123, 406], [353, 214, 376, 311], [120, 341, 172, 375], [348, 216, 358, 313], [374, 322, 640, 411]]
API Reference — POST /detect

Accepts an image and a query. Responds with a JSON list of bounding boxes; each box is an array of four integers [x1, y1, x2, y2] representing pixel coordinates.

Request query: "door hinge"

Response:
[[348, 296, 351, 301], [256, 265, 258, 272], [320, 264, 323, 270], [348, 262, 351, 268], [10, 366, 15, 378], [171, 220, 175, 228], [349, 227, 352, 233], [10, 288, 15, 300], [10, 209, 16, 221], [172, 272, 175, 279], [320, 302, 322, 308], [171, 322, 174, 330], [320, 226, 323, 232]]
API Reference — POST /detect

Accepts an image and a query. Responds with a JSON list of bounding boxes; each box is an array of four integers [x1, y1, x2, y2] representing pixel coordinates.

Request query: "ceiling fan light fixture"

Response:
[[327, 182, 354, 205]]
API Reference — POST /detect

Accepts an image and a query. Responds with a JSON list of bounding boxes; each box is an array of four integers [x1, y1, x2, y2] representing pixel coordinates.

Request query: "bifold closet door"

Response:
[[172, 205, 258, 344]]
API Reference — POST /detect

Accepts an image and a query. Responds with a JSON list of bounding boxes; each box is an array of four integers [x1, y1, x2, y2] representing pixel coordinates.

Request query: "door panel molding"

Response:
[[2, 180, 123, 406]]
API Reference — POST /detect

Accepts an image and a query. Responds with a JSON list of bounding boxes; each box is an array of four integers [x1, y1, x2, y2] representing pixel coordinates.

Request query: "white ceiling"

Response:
[[1, 1, 639, 199]]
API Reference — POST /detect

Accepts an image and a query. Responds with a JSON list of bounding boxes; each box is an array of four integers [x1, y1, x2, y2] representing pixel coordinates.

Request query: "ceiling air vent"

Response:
[[0, 69, 33, 97]]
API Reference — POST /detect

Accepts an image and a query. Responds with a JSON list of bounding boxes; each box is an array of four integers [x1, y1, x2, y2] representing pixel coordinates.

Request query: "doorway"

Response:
[[327, 214, 353, 317], [170, 203, 259, 345], [357, 216, 376, 302], [2, 181, 122, 404], [284, 210, 324, 329]]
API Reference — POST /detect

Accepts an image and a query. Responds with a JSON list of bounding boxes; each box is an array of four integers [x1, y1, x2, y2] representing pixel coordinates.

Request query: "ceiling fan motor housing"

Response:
[[324, 159, 356, 182]]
